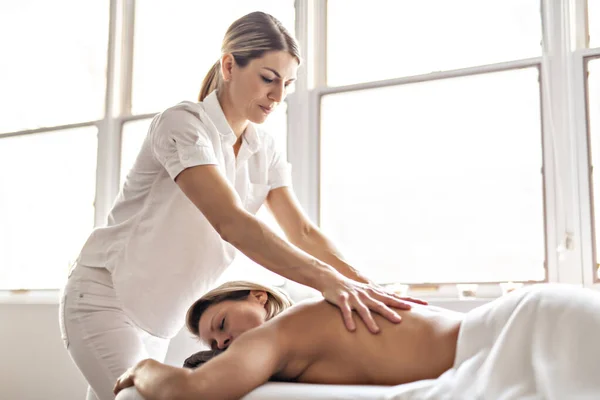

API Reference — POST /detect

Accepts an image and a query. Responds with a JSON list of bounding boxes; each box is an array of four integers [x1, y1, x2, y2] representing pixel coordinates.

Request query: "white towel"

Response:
[[389, 284, 600, 399]]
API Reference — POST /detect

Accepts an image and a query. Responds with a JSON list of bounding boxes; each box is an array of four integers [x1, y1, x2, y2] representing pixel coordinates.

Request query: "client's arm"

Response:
[[114, 327, 287, 400]]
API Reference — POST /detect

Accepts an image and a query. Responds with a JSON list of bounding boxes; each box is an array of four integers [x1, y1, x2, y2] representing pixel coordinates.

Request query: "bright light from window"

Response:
[[132, 1, 295, 114], [320, 68, 545, 284], [327, 0, 542, 86], [0, 128, 97, 290], [0, 1, 109, 134]]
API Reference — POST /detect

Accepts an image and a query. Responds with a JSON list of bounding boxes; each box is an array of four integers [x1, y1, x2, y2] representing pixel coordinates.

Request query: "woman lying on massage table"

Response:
[[114, 281, 600, 400]]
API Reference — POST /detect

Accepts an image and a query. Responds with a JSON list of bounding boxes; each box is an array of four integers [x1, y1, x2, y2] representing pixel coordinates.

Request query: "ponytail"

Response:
[[198, 60, 221, 101]]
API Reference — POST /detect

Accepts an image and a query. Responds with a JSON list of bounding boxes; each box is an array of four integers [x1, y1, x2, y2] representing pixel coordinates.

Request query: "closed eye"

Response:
[[261, 76, 274, 84], [220, 317, 225, 331]]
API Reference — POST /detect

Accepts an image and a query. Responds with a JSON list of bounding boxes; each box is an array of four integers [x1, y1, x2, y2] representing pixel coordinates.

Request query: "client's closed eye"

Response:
[[220, 317, 226, 331]]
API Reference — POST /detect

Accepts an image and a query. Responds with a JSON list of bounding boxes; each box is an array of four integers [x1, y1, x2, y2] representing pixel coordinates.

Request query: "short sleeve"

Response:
[[149, 104, 219, 180], [267, 143, 293, 190]]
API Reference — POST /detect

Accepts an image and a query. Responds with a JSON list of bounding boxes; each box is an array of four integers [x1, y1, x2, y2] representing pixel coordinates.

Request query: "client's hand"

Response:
[[321, 274, 427, 334], [113, 360, 147, 396]]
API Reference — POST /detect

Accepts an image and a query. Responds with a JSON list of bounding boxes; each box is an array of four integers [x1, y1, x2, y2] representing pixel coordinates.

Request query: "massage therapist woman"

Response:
[[58, 11, 424, 400]]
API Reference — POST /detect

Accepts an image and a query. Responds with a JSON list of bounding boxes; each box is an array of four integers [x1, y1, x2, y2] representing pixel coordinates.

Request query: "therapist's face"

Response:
[[222, 50, 298, 124], [197, 290, 269, 350]]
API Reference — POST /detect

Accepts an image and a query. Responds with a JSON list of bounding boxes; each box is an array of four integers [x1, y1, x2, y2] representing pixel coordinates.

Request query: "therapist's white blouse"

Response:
[[76, 90, 292, 338]]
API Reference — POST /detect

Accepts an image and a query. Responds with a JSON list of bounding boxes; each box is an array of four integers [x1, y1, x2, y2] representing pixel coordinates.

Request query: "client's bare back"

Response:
[[267, 298, 463, 386]]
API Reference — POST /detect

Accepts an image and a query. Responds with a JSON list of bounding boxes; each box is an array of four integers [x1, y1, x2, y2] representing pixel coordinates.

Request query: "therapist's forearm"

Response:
[[221, 211, 341, 292], [290, 226, 372, 285]]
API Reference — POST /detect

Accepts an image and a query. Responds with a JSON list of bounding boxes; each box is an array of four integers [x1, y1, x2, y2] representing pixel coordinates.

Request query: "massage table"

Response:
[[115, 380, 436, 400]]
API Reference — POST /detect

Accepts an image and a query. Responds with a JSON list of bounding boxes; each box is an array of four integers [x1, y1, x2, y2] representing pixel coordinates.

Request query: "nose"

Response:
[[268, 82, 285, 103], [217, 336, 231, 349]]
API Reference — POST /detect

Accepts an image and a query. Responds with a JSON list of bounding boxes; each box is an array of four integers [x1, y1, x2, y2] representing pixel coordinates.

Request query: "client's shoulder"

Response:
[[276, 297, 333, 320], [268, 297, 341, 340]]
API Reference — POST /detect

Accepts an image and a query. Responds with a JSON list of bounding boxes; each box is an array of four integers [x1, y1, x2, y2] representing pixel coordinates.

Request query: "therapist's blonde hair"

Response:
[[198, 11, 301, 101], [186, 280, 294, 337]]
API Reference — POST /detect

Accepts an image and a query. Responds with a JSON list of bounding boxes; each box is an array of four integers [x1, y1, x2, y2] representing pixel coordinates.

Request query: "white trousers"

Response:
[[59, 264, 170, 400]]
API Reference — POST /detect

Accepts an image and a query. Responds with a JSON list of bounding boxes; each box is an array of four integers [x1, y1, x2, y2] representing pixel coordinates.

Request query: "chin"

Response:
[[248, 112, 268, 124]]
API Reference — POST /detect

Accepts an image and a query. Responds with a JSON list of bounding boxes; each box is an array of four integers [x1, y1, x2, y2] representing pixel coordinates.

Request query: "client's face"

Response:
[[198, 290, 268, 350]]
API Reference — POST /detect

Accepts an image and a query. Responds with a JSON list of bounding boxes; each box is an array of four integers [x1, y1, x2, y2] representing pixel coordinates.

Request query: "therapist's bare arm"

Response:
[[175, 165, 336, 292]]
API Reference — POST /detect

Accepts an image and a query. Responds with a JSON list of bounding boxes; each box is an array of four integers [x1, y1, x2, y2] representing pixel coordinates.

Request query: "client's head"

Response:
[[186, 280, 293, 351]]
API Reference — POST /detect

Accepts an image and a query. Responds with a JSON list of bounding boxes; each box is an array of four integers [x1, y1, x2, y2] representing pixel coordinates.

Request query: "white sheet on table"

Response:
[[115, 380, 436, 400]]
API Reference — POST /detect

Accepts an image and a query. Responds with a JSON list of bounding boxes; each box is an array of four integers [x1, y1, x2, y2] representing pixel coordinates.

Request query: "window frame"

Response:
[[286, 0, 600, 298]]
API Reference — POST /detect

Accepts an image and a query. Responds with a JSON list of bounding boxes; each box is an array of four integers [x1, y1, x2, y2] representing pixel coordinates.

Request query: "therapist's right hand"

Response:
[[320, 273, 418, 334]]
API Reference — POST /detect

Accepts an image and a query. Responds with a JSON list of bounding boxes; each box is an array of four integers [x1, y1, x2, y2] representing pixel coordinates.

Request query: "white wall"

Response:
[[0, 295, 484, 400]]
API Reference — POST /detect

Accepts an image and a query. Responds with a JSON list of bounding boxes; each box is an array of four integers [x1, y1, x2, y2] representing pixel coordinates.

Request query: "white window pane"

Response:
[[0, 1, 109, 134], [588, 58, 600, 279], [320, 68, 545, 284], [589, 0, 600, 48], [132, 1, 295, 114], [0, 128, 97, 290], [327, 0, 542, 86]]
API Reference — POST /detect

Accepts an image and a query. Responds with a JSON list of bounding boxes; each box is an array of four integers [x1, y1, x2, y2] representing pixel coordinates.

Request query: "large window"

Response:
[[320, 68, 545, 284], [319, 2, 545, 285], [3, 0, 600, 294]]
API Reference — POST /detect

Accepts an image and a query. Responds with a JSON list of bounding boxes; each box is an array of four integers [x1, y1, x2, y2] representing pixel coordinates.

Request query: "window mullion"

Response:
[[571, 0, 597, 286], [540, 0, 587, 285]]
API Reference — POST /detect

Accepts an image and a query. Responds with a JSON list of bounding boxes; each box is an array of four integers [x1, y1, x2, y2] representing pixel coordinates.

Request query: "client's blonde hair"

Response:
[[186, 280, 294, 337]]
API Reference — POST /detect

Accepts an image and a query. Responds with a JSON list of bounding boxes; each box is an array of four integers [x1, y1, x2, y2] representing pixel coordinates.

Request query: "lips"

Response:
[[259, 105, 274, 114]]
